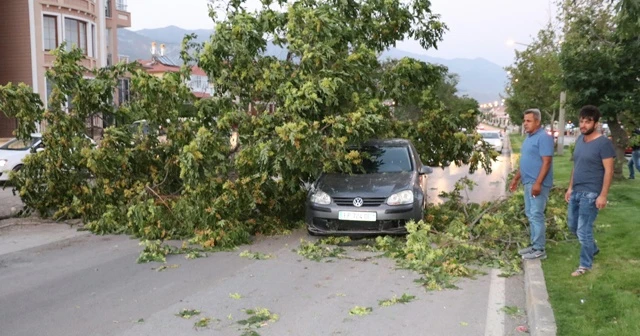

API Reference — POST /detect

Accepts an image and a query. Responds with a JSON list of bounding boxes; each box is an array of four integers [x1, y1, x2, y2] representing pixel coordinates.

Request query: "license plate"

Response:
[[338, 211, 377, 222]]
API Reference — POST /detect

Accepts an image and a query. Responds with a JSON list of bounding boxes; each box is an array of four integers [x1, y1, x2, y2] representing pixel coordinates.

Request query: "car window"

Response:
[[0, 137, 40, 150], [480, 132, 500, 139], [357, 146, 413, 173]]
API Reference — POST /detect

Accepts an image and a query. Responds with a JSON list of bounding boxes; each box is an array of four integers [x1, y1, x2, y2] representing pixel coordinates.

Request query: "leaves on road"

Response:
[[154, 264, 180, 272], [229, 292, 243, 300], [137, 240, 176, 264], [176, 309, 201, 319], [239, 250, 273, 260], [185, 251, 207, 259], [237, 307, 279, 335], [295, 239, 346, 262], [501, 305, 524, 317], [349, 306, 373, 316], [378, 293, 416, 307], [193, 317, 212, 329]]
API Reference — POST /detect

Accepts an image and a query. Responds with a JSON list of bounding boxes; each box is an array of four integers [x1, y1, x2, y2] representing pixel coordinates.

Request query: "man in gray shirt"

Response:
[[565, 105, 616, 277]]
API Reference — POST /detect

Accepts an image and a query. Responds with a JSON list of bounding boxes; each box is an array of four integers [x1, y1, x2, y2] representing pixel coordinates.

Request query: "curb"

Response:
[[524, 259, 557, 335], [0, 217, 82, 230]]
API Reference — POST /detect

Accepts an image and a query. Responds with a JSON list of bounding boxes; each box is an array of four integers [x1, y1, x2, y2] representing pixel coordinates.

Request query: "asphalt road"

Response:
[[0, 145, 528, 336]]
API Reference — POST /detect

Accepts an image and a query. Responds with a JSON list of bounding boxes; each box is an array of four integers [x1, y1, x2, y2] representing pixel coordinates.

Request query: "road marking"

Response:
[[484, 268, 506, 336]]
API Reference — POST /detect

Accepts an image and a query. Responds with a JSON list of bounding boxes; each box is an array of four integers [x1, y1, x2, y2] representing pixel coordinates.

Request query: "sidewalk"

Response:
[[0, 186, 23, 219]]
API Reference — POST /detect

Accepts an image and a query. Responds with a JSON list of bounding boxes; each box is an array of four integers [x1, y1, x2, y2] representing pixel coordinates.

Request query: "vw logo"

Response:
[[353, 197, 364, 207]]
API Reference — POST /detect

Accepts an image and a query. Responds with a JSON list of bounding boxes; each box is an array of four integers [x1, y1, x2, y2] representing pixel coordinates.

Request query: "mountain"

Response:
[[118, 26, 506, 102]]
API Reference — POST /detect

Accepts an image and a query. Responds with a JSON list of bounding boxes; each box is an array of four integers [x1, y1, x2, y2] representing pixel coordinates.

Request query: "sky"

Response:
[[128, 0, 557, 66]]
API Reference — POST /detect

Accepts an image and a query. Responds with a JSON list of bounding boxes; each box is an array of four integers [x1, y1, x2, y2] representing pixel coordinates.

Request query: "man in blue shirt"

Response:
[[627, 128, 640, 179], [509, 108, 555, 260], [565, 105, 616, 277]]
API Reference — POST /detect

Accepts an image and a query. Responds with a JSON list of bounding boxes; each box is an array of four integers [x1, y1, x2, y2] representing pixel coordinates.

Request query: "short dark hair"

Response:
[[579, 105, 601, 123]]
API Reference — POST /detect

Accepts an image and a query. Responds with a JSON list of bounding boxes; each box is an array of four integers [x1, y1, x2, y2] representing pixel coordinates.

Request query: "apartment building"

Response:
[[0, 0, 131, 138]]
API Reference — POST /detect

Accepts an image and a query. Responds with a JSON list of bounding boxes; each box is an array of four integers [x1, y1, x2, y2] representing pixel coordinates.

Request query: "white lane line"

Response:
[[485, 268, 506, 336]]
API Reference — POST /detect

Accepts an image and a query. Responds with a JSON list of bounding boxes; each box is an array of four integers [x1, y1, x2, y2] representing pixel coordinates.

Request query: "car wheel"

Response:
[[12, 165, 23, 172]]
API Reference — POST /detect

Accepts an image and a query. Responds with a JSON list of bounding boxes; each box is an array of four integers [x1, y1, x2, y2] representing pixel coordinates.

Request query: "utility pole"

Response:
[[557, 91, 566, 155]]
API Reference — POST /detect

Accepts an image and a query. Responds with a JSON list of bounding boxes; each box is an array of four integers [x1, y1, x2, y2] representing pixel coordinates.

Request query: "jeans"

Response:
[[567, 191, 600, 269], [628, 149, 640, 178], [523, 183, 551, 251]]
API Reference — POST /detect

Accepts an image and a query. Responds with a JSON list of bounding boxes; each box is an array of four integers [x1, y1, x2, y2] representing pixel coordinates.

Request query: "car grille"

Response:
[[332, 197, 386, 207]]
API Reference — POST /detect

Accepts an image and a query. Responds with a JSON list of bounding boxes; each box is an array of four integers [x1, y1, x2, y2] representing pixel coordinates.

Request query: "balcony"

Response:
[[105, 0, 131, 28]]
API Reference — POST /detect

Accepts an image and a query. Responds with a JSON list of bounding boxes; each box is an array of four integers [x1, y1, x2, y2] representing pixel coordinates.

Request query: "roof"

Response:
[[193, 92, 211, 98], [138, 59, 180, 74], [137, 57, 208, 77]]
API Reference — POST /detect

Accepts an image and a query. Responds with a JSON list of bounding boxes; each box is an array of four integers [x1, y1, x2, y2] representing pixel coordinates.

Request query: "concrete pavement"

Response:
[[0, 131, 537, 336], [0, 228, 528, 336]]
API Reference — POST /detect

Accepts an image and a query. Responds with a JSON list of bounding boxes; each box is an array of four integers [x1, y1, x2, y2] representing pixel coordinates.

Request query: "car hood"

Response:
[[316, 172, 414, 197]]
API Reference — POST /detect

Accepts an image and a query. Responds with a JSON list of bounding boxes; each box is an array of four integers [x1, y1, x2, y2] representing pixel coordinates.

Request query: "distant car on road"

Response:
[[478, 130, 504, 153], [305, 139, 433, 236]]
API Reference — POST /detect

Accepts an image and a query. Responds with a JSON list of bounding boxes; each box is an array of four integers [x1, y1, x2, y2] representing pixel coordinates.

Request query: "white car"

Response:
[[479, 130, 504, 153], [0, 133, 95, 181]]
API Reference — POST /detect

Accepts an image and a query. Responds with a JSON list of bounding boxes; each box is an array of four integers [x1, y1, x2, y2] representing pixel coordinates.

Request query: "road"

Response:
[[0, 145, 527, 336]]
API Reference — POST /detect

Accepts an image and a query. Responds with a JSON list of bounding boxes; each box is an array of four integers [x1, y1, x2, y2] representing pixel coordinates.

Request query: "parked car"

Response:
[[305, 139, 433, 236], [0, 133, 95, 181], [478, 130, 504, 153]]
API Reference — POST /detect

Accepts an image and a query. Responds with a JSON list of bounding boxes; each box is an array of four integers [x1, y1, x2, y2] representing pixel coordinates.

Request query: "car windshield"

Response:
[[0, 137, 40, 150], [355, 146, 413, 174], [480, 132, 500, 139]]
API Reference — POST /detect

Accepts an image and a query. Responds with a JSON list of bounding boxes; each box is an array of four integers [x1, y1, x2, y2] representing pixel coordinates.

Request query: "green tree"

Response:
[[560, 0, 640, 177], [0, 0, 495, 246], [504, 22, 563, 128]]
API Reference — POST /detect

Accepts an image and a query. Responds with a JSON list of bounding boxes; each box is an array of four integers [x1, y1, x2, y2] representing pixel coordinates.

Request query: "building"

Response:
[[0, 0, 131, 138], [137, 43, 214, 99]]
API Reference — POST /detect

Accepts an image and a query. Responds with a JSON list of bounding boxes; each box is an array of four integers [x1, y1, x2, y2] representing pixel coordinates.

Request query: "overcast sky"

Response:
[[128, 0, 557, 66]]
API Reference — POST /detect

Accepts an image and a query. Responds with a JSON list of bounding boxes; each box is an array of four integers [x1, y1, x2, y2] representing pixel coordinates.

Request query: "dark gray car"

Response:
[[305, 139, 433, 236]]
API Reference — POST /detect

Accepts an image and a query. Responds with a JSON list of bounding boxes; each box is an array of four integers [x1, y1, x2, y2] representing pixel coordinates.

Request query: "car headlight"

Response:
[[310, 190, 331, 205], [387, 190, 414, 205], [0, 159, 7, 167]]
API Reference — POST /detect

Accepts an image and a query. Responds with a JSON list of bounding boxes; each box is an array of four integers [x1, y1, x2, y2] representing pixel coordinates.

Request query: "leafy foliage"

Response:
[[504, 22, 563, 126], [371, 178, 569, 290], [0, 0, 496, 251], [559, 0, 640, 175]]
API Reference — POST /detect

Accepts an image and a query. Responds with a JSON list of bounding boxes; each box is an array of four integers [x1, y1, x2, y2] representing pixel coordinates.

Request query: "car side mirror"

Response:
[[420, 166, 433, 175]]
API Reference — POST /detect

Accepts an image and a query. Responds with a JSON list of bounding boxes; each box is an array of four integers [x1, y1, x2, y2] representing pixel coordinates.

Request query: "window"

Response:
[[118, 79, 130, 105], [64, 18, 87, 54], [92, 25, 96, 57], [43, 15, 58, 51]]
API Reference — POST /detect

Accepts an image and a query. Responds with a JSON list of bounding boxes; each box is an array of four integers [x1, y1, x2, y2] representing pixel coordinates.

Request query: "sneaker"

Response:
[[522, 249, 547, 260], [518, 246, 535, 256]]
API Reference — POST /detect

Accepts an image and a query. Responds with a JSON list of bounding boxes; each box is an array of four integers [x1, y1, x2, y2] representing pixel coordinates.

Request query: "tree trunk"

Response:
[[608, 118, 628, 180]]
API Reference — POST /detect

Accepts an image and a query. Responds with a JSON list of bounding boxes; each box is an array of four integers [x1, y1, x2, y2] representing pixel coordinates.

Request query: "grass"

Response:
[[511, 134, 640, 336]]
